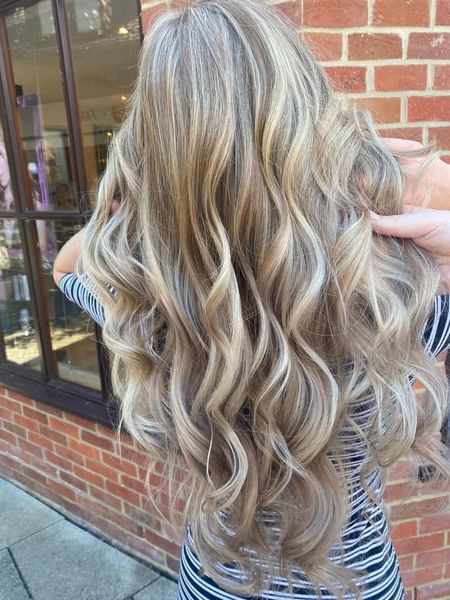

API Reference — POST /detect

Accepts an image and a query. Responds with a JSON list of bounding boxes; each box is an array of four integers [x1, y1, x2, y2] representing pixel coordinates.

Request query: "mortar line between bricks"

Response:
[[7, 547, 33, 599], [431, 0, 437, 27], [367, 0, 374, 27], [346, 91, 450, 98], [319, 60, 450, 67], [301, 26, 450, 34]]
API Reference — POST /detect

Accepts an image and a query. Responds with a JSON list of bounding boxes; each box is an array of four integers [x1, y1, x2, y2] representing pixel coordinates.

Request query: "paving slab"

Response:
[[0, 478, 62, 550], [0, 549, 30, 600], [134, 576, 178, 600], [10, 519, 160, 600]]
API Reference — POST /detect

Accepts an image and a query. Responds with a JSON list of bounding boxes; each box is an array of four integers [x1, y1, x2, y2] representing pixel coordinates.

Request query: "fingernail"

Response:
[[369, 210, 381, 221]]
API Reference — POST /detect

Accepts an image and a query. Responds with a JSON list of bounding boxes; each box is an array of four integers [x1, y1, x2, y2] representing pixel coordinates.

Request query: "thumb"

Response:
[[369, 206, 427, 239]]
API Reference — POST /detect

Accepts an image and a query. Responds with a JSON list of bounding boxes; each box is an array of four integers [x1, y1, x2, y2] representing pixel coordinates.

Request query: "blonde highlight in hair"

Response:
[[80, 1, 450, 597]]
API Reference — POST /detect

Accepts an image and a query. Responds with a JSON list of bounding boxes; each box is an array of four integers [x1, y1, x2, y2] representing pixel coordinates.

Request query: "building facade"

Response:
[[0, 1, 449, 598]]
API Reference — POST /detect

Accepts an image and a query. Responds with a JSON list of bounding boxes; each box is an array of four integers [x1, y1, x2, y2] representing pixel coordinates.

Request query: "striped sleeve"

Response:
[[58, 272, 106, 327], [421, 294, 450, 358]]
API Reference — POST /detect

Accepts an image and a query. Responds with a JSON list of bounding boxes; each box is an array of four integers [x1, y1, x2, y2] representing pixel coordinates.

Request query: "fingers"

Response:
[[369, 208, 429, 239], [382, 137, 423, 150]]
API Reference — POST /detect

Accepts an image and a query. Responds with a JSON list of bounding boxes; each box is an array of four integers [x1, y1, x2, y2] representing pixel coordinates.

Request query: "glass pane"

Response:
[[66, 0, 141, 201], [40, 218, 102, 391], [0, 122, 16, 212], [6, 2, 78, 212], [0, 218, 41, 370]]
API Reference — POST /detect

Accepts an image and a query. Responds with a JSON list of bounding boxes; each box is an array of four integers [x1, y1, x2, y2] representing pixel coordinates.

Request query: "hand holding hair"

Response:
[[382, 137, 450, 211], [370, 205, 450, 293]]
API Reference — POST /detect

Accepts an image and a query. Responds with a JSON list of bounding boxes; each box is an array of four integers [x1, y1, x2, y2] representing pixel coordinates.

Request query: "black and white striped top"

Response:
[[58, 272, 450, 599]]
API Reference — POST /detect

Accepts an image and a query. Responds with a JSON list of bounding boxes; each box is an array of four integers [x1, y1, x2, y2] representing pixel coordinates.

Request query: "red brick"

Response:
[[73, 464, 104, 488], [22, 406, 49, 425], [0, 407, 13, 421], [6, 390, 34, 406], [402, 565, 444, 588], [374, 64, 427, 91], [116, 445, 149, 467], [303, 0, 367, 27], [95, 422, 115, 438], [166, 555, 180, 574], [59, 470, 89, 493], [32, 400, 63, 418], [373, 0, 429, 26], [350, 97, 401, 124], [417, 580, 450, 599], [418, 513, 450, 533], [394, 532, 445, 555], [398, 554, 414, 572], [409, 96, 450, 122], [302, 32, 342, 61], [37, 424, 67, 446], [4, 421, 27, 439], [348, 33, 402, 60], [64, 412, 97, 430], [102, 452, 137, 477], [120, 473, 147, 495], [44, 449, 73, 471], [436, 0, 450, 25], [12, 413, 39, 433], [434, 65, 450, 90], [47, 478, 77, 501], [126, 532, 166, 566], [141, 4, 166, 33], [105, 479, 141, 505], [48, 416, 80, 439], [324, 66, 366, 93], [391, 520, 418, 541], [85, 456, 119, 482], [378, 127, 423, 143], [27, 432, 54, 453], [143, 527, 182, 558], [20, 464, 48, 487], [275, 2, 302, 27], [16, 437, 44, 458], [384, 482, 416, 502], [52, 442, 85, 466], [67, 437, 101, 461], [408, 33, 450, 59], [1, 397, 23, 414], [416, 547, 450, 569], [123, 501, 162, 531], [0, 429, 17, 446], [27, 453, 58, 478], [81, 430, 114, 452], [88, 484, 123, 510]]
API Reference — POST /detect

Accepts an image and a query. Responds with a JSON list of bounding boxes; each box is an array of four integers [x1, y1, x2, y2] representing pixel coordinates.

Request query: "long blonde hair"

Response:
[[80, 1, 450, 597]]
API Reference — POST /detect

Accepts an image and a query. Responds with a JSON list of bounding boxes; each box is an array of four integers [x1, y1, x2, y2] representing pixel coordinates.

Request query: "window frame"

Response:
[[0, 0, 143, 428]]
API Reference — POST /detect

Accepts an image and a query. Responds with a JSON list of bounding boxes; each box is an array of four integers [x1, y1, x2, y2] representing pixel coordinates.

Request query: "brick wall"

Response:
[[1, 1, 450, 599]]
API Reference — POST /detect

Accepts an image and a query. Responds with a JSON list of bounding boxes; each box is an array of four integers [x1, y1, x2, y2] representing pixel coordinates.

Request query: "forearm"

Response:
[[52, 227, 86, 286]]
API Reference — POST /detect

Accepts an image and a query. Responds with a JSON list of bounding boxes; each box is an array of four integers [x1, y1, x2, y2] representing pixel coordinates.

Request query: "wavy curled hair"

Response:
[[79, 0, 450, 597]]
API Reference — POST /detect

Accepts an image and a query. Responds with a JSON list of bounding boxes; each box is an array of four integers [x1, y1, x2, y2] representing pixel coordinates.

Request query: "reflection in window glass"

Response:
[[0, 218, 41, 370], [66, 0, 141, 202], [41, 219, 101, 390], [6, 1, 78, 212], [0, 123, 16, 212]]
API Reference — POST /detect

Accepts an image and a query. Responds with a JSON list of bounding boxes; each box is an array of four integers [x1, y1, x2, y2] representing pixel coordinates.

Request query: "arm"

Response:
[[52, 226, 85, 288]]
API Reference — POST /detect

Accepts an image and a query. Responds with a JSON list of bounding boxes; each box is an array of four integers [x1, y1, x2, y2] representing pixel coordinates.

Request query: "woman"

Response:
[[52, 1, 450, 598]]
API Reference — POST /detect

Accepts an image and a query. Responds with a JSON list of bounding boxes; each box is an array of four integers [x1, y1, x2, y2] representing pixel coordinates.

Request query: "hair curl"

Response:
[[80, 1, 450, 597]]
